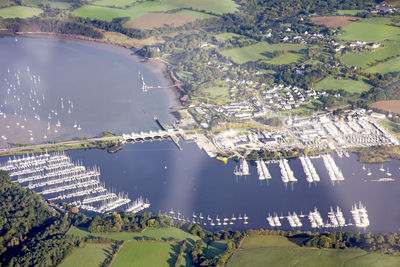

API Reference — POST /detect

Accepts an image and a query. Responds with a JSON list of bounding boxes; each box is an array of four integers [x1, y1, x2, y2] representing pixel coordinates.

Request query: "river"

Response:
[[1, 36, 400, 233], [62, 141, 400, 234], [0, 35, 175, 146]]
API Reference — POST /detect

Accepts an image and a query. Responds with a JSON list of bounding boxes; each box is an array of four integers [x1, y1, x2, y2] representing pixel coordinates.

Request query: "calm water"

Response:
[[61, 141, 400, 234], [1, 36, 400, 233], [0, 36, 175, 145]]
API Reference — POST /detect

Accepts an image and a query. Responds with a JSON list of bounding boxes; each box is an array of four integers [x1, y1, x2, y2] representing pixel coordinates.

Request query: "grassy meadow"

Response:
[[111, 241, 180, 267], [73, 0, 236, 22], [221, 42, 307, 64], [59, 243, 112, 267], [0, 6, 42, 18], [313, 76, 371, 93], [227, 235, 400, 267], [366, 56, 400, 73], [93, 0, 138, 8], [340, 18, 400, 42]]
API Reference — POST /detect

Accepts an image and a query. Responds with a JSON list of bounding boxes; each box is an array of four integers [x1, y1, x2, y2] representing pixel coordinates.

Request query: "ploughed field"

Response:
[[370, 100, 400, 115], [227, 235, 400, 267], [311, 16, 361, 28]]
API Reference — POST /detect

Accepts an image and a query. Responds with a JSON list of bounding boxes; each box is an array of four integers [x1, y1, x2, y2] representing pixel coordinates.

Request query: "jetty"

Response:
[[0, 152, 150, 214]]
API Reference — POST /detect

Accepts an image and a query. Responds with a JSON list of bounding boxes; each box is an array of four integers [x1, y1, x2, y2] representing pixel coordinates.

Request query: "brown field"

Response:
[[370, 100, 400, 114], [123, 13, 196, 30], [311, 16, 362, 28]]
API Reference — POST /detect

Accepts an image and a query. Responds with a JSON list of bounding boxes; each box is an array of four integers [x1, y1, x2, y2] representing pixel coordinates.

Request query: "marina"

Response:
[[0, 152, 150, 214]]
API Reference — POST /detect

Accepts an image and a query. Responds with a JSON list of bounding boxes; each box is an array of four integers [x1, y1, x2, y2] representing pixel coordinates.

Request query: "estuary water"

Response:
[[64, 141, 400, 234], [0, 36, 175, 146], [1, 36, 400, 233]]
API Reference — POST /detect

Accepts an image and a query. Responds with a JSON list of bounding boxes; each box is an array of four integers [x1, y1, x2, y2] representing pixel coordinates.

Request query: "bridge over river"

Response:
[[0, 128, 183, 156]]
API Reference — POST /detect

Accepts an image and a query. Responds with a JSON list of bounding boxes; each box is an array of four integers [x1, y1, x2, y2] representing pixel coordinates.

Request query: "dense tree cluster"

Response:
[[0, 171, 78, 266]]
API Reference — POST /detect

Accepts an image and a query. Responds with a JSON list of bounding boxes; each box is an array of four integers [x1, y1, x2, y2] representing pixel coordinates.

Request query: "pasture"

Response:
[[341, 36, 400, 68], [59, 243, 112, 267], [68, 226, 199, 241], [123, 13, 196, 29], [227, 235, 400, 267], [0, 6, 42, 18], [340, 18, 400, 42], [72, 2, 175, 21], [111, 240, 179, 267], [311, 16, 361, 28], [313, 76, 371, 93], [162, 0, 237, 14], [221, 42, 307, 64], [366, 56, 400, 73], [335, 9, 363, 15], [371, 100, 400, 114], [93, 0, 138, 8], [73, 0, 237, 22]]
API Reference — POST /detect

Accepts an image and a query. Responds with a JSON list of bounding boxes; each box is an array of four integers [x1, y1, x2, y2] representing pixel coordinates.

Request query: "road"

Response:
[[0, 135, 122, 155]]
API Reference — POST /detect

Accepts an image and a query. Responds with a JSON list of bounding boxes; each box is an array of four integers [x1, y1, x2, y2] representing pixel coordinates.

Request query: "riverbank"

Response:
[[349, 145, 400, 163]]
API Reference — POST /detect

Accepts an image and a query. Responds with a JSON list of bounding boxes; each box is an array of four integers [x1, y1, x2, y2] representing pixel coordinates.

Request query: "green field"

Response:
[[176, 9, 215, 19], [341, 37, 400, 68], [59, 243, 112, 267], [366, 56, 400, 73], [73, 0, 236, 21], [111, 240, 179, 267], [227, 235, 400, 267], [313, 76, 371, 93], [222, 42, 307, 64], [202, 86, 230, 100], [335, 9, 363, 15], [203, 240, 227, 258], [0, 6, 42, 18], [73, 2, 175, 21], [162, 0, 237, 14], [340, 18, 400, 42], [215, 32, 242, 41], [93, 0, 138, 8], [68, 226, 199, 241]]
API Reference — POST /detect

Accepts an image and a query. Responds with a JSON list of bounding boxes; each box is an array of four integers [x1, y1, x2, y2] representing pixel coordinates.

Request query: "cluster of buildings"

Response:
[[191, 109, 398, 156], [334, 40, 381, 52]]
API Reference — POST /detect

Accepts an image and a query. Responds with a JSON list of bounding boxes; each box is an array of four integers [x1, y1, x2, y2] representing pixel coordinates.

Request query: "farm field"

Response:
[[0, 6, 42, 18], [175, 9, 215, 19], [334, 9, 363, 15], [68, 226, 199, 241], [311, 16, 361, 28], [72, 2, 176, 21], [59, 243, 112, 267], [341, 36, 400, 68], [162, 0, 237, 14], [221, 42, 307, 64], [371, 100, 400, 114], [93, 0, 138, 8], [340, 18, 400, 42], [227, 235, 400, 267], [366, 56, 400, 73], [73, 0, 236, 22], [123, 13, 196, 29], [313, 76, 371, 93], [111, 240, 179, 267]]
